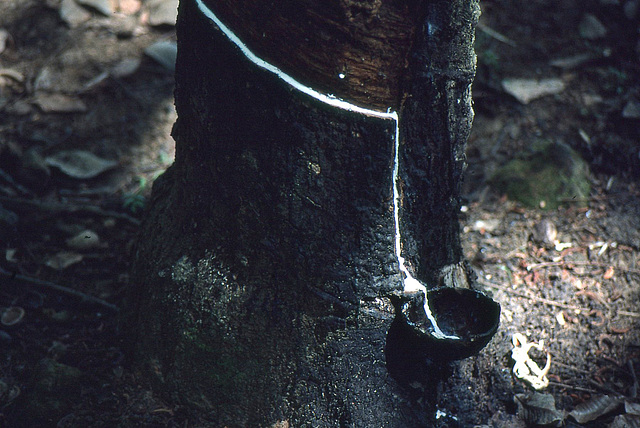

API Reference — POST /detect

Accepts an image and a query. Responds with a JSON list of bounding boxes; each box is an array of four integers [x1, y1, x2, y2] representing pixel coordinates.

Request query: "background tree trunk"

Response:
[[129, 0, 480, 425]]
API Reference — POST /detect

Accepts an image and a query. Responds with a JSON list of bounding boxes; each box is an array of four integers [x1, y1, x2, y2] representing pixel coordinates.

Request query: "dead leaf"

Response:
[[66, 229, 101, 250], [76, 0, 113, 16], [533, 219, 557, 247], [549, 53, 596, 69], [1, 307, 25, 326], [144, 40, 177, 71], [110, 57, 141, 78], [146, 0, 178, 26], [579, 14, 607, 40], [45, 251, 83, 270], [0, 28, 10, 55], [622, 100, 640, 119], [515, 393, 564, 427], [0, 68, 25, 84], [569, 395, 623, 423], [609, 414, 640, 428], [5, 248, 18, 263], [502, 78, 565, 104], [45, 150, 118, 179], [59, 0, 91, 27], [34, 93, 87, 113], [627, 402, 640, 416], [34, 66, 55, 92]]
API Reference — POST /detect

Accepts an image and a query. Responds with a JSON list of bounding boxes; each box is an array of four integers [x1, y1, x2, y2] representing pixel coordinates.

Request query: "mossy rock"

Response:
[[490, 141, 591, 210]]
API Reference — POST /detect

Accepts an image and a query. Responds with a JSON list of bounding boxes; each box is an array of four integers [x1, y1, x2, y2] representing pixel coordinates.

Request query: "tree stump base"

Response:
[[129, 0, 485, 425]]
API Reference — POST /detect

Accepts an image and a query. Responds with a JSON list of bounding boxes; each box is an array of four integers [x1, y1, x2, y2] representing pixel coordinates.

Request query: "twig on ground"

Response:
[[0, 196, 141, 225], [555, 196, 609, 202], [619, 310, 640, 318], [0, 266, 118, 312], [547, 381, 598, 394], [552, 361, 591, 375], [479, 278, 640, 318], [477, 23, 517, 47], [478, 278, 586, 311], [527, 260, 640, 276], [587, 378, 626, 396]]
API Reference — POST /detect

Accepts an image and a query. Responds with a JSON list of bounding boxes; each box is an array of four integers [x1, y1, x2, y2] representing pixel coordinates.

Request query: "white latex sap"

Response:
[[195, 0, 457, 340]]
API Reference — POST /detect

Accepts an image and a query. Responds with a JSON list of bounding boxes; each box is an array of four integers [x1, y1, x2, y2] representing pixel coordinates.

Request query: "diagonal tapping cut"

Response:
[[195, 0, 457, 340]]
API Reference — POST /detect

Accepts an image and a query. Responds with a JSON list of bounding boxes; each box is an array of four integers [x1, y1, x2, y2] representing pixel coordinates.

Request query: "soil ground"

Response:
[[0, 0, 639, 426]]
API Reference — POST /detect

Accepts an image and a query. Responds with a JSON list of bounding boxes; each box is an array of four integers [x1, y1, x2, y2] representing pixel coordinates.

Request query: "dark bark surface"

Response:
[[400, 0, 478, 286], [130, 0, 480, 425]]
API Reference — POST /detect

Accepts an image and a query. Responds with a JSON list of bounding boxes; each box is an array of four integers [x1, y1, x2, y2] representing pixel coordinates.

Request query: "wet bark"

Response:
[[400, 0, 478, 286], [129, 0, 480, 426]]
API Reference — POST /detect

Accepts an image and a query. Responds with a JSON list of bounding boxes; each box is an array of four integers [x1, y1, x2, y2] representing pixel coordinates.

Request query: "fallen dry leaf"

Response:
[[0, 68, 25, 84], [45, 251, 84, 270], [502, 78, 565, 104], [144, 40, 177, 71], [66, 229, 101, 250], [59, 0, 91, 27], [0, 28, 10, 54], [569, 395, 622, 424], [77, 0, 113, 16], [146, 0, 178, 26], [45, 150, 118, 179], [110, 57, 141, 78], [515, 392, 564, 426], [34, 93, 87, 113], [1, 306, 25, 326]]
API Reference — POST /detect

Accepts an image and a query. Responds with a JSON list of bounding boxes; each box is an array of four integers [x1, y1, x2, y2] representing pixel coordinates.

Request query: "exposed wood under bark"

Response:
[[204, 0, 428, 110]]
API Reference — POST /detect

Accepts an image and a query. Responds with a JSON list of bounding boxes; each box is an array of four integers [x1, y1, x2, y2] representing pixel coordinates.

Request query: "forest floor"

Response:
[[0, 0, 639, 427]]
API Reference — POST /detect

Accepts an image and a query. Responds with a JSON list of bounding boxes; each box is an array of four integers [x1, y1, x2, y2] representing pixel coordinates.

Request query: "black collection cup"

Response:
[[385, 286, 500, 385]]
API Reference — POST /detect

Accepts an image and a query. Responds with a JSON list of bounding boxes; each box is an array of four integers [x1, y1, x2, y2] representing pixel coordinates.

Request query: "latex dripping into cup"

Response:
[[194, 0, 499, 374], [387, 117, 500, 369]]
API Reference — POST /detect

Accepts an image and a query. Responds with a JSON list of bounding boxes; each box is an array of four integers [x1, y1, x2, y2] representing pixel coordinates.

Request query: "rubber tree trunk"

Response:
[[129, 0, 480, 426]]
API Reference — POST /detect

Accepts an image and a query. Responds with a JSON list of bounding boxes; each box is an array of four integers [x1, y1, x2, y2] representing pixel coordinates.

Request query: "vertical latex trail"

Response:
[[195, 0, 455, 339]]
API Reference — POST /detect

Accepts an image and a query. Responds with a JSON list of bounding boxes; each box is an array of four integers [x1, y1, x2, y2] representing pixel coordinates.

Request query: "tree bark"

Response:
[[400, 1, 478, 286], [129, 0, 480, 426]]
